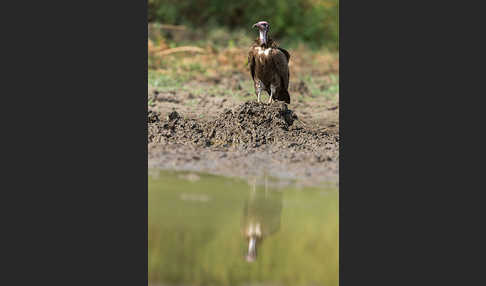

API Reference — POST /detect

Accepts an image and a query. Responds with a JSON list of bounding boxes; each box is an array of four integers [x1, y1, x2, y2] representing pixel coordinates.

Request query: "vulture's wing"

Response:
[[270, 49, 290, 91], [277, 47, 290, 62], [248, 49, 256, 81]]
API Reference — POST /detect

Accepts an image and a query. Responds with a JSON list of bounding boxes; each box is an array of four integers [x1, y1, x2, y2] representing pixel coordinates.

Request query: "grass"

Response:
[[294, 73, 339, 105], [148, 71, 339, 107], [148, 29, 339, 106], [148, 71, 184, 90]]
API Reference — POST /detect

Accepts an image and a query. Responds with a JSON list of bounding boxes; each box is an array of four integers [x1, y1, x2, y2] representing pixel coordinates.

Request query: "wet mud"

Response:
[[148, 97, 339, 186]]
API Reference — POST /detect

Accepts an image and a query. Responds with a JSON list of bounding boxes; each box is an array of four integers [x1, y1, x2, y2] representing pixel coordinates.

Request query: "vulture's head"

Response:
[[253, 21, 270, 45], [253, 21, 270, 32]]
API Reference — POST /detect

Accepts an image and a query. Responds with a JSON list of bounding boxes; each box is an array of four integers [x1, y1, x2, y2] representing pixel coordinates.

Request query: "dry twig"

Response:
[[154, 46, 205, 56], [149, 23, 187, 31]]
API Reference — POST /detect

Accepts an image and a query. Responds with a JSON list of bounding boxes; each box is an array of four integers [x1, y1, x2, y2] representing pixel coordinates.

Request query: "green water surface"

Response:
[[149, 171, 338, 286]]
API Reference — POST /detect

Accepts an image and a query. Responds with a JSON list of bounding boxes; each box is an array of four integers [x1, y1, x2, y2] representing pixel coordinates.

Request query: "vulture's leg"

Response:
[[268, 85, 276, 104], [256, 81, 263, 103]]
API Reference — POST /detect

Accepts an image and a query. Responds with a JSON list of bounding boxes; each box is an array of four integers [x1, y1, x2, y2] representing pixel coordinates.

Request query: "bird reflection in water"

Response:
[[241, 176, 283, 262]]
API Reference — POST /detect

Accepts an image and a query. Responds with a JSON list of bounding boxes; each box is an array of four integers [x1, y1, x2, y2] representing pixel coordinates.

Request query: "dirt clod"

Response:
[[291, 80, 310, 95], [168, 111, 180, 121], [148, 110, 160, 123]]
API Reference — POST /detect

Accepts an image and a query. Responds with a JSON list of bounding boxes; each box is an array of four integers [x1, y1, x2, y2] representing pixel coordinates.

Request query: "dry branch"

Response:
[[154, 46, 205, 56], [149, 23, 187, 31]]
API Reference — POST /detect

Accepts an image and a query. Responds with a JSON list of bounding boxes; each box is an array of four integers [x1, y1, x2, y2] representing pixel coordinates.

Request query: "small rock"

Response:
[[148, 110, 160, 123], [168, 111, 180, 121]]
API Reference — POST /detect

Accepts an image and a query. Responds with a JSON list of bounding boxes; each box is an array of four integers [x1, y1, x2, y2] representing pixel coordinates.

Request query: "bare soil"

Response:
[[148, 74, 338, 186]]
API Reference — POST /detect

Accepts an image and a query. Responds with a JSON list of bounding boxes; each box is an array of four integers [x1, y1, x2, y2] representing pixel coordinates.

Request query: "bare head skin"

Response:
[[252, 21, 270, 45]]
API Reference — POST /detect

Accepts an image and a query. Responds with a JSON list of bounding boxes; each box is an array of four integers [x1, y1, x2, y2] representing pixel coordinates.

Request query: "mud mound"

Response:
[[206, 101, 300, 147], [227, 101, 297, 129], [148, 101, 335, 150]]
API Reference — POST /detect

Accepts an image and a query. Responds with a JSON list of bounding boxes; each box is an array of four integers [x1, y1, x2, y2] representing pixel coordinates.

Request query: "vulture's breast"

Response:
[[256, 47, 271, 56], [254, 47, 274, 83], [255, 47, 272, 63]]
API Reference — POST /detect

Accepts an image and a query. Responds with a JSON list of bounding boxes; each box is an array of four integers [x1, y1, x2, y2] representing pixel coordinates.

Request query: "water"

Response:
[[149, 171, 339, 286]]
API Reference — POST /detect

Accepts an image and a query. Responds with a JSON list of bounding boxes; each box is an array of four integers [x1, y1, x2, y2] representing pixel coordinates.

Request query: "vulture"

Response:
[[248, 21, 291, 104]]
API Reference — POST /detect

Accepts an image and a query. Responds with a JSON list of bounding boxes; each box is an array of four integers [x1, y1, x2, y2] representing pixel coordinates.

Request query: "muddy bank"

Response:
[[148, 101, 338, 186]]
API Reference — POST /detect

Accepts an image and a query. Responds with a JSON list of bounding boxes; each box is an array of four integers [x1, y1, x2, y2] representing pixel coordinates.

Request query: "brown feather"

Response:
[[248, 36, 291, 104]]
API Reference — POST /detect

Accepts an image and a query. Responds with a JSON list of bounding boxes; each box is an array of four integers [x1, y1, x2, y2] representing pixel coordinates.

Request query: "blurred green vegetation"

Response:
[[148, 0, 338, 49], [149, 171, 338, 286]]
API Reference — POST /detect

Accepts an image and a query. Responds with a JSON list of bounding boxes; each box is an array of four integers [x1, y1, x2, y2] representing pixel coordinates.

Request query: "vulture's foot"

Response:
[[267, 96, 273, 104]]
